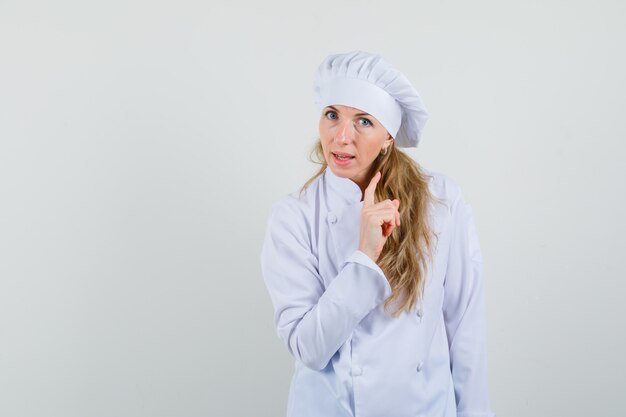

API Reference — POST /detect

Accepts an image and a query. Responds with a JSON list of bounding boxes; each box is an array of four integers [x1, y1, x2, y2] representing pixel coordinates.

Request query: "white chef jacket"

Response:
[[260, 165, 495, 417]]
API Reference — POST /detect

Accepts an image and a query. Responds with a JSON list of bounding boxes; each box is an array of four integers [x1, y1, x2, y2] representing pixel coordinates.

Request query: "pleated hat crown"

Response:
[[313, 50, 429, 148]]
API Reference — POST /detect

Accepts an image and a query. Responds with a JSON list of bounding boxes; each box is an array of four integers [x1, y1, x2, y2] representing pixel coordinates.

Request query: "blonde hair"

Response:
[[300, 139, 444, 317]]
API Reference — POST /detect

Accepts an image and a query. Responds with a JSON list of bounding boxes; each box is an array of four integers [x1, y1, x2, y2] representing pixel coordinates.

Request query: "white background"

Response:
[[1, 1, 624, 416]]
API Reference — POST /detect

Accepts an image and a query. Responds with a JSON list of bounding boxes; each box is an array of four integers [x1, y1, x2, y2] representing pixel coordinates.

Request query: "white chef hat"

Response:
[[313, 50, 429, 148]]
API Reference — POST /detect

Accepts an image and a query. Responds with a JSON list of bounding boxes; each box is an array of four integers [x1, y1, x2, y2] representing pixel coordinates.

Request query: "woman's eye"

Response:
[[325, 111, 337, 120], [359, 118, 372, 127]]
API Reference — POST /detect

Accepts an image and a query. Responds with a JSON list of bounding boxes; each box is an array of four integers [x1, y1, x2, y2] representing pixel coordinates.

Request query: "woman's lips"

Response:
[[332, 152, 355, 158], [332, 152, 355, 166]]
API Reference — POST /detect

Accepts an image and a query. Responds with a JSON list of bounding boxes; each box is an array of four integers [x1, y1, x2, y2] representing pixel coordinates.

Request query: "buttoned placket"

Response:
[[323, 166, 371, 408]]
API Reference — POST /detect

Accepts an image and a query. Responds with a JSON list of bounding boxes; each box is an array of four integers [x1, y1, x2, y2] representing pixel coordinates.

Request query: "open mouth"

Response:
[[332, 152, 355, 161]]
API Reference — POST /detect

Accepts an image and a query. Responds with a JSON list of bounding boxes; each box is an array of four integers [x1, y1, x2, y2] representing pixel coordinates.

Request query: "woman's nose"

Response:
[[335, 119, 355, 143]]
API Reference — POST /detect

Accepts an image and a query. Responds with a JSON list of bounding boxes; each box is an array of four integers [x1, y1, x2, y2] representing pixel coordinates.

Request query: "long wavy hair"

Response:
[[299, 139, 444, 317]]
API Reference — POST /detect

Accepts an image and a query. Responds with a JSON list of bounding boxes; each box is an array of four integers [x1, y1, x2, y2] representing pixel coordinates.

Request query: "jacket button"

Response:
[[416, 362, 424, 372], [328, 212, 337, 224], [350, 366, 363, 376], [416, 307, 424, 318]]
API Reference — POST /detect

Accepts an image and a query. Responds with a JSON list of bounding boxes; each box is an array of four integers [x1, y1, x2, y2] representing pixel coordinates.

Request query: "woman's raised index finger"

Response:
[[363, 171, 381, 206]]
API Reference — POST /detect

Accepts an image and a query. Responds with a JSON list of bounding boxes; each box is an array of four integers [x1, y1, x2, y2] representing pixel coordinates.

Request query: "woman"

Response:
[[260, 50, 495, 417]]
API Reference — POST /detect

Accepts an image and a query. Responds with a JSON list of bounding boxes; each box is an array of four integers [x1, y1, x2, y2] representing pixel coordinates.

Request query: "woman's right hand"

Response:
[[358, 171, 401, 263]]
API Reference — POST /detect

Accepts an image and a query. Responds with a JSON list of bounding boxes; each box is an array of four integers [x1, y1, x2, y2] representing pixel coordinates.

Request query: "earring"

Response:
[[381, 146, 388, 155]]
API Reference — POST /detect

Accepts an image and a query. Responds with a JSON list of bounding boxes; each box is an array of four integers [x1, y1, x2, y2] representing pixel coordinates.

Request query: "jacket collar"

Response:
[[323, 166, 363, 206]]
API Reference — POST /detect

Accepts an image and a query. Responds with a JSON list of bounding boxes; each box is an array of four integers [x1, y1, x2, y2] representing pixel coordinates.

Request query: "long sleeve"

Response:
[[442, 193, 495, 417], [260, 199, 392, 371]]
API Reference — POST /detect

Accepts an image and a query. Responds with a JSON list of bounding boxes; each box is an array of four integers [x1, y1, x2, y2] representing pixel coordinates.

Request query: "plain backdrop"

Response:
[[1, 1, 625, 416]]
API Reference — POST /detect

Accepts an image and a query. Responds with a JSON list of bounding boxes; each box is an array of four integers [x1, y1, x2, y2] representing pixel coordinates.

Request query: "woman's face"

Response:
[[319, 104, 393, 188]]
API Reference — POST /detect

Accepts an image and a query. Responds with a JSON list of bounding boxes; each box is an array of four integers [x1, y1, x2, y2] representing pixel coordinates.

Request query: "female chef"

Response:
[[260, 50, 496, 417]]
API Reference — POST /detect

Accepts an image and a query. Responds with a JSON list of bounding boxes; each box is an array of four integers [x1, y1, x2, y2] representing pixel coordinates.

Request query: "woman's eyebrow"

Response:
[[326, 105, 371, 118]]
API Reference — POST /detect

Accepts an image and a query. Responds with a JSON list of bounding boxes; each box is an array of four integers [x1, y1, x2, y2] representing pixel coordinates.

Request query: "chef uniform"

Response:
[[260, 50, 495, 417]]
